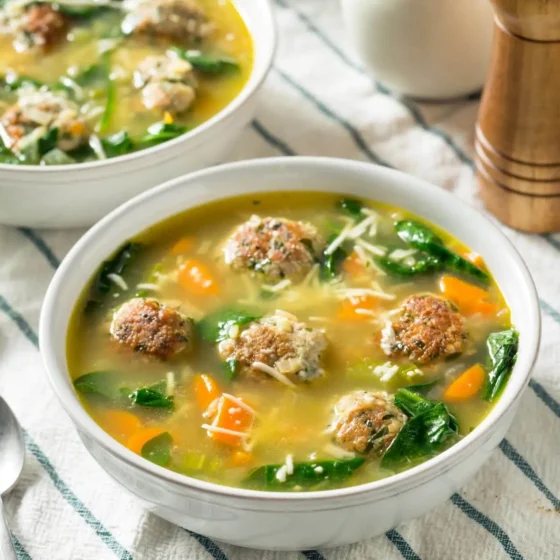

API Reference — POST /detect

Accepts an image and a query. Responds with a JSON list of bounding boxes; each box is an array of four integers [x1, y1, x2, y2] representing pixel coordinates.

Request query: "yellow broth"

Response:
[[0, 0, 252, 163], [67, 192, 514, 491]]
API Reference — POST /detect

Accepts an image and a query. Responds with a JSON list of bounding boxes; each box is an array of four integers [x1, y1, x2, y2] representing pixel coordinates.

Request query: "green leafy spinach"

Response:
[[483, 329, 519, 402]]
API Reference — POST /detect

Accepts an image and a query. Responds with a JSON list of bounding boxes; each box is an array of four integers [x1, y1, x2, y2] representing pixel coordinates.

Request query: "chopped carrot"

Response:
[[194, 374, 221, 410], [171, 237, 194, 255], [439, 275, 498, 316], [178, 259, 219, 295], [69, 121, 85, 136], [337, 294, 377, 321], [206, 394, 253, 447], [464, 251, 485, 268], [163, 111, 174, 124], [230, 451, 254, 467], [97, 409, 142, 443], [443, 364, 486, 402], [127, 427, 166, 455], [343, 252, 365, 277]]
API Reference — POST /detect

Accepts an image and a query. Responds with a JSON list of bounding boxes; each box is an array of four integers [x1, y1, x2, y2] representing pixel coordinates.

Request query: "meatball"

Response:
[[329, 391, 406, 455], [218, 312, 327, 383], [110, 298, 194, 359], [1, 89, 89, 153], [122, 0, 214, 42], [134, 54, 197, 114], [382, 295, 467, 364], [223, 216, 323, 280]]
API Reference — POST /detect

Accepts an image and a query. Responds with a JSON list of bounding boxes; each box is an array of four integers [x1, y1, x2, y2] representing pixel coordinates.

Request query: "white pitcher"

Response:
[[341, 0, 494, 99]]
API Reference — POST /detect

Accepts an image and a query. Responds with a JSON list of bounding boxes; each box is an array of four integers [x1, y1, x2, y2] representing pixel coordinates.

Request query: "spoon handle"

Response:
[[0, 496, 17, 560]]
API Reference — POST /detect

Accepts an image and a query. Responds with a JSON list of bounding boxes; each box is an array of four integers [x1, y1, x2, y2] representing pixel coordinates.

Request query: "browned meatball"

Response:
[[110, 298, 194, 359], [329, 391, 406, 455], [382, 295, 466, 364], [218, 312, 327, 383], [20, 5, 68, 50], [223, 216, 323, 280], [122, 0, 214, 42]]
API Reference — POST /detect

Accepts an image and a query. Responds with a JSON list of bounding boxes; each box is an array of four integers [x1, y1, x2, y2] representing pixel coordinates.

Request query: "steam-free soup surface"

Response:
[[67, 192, 518, 491], [0, 0, 252, 165]]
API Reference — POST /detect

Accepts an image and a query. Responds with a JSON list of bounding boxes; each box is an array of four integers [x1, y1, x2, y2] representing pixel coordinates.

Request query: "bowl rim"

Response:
[[0, 0, 276, 174], [39, 157, 541, 504]]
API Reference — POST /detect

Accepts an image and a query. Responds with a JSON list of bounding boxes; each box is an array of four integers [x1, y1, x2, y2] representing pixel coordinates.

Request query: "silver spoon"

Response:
[[0, 396, 25, 560]]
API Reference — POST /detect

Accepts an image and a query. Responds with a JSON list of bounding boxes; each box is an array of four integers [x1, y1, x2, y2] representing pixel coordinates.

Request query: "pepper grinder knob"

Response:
[[476, 0, 560, 232]]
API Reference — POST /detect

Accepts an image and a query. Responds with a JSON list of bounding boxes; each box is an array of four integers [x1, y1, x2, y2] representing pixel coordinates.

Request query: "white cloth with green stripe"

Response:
[[1, 1, 559, 559]]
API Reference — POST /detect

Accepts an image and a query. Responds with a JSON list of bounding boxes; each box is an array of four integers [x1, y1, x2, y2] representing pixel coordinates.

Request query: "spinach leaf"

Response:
[[224, 357, 240, 381], [74, 371, 122, 400], [141, 432, 173, 466], [57, 4, 108, 18], [128, 381, 174, 409], [197, 309, 260, 343], [394, 220, 489, 283], [38, 127, 59, 156], [74, 61, 109, 86], [0, 138, 19, 164], [137, 122, 189, 147], [382, 403, 458, 469], [101, 131, 134, 157], [247, 457, 365, 490], [99, 57, 115, 133], [320, 233, 348, 280], [374, 253, 443, 278], [483, 329, 519, 402], [404, 379, 439, 394], [338, 198, 364, 218], [170, 47, 239, 74], [90, 242, 141, 301], [382, 388, 459, 469]]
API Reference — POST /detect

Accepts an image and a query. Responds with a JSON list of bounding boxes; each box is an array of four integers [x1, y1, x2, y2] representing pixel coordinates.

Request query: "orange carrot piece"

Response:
[[343, 252, 365, 277], [97, 409, 142, 443], [206, 395, 253, 446], [127, 427, 166, 455], [194, 374, 221, 411], [337, 294, 377, 321], [439, 275, 497, 316], [178, 259, 219, 295], [443, 364, 486, 402], [171, 237, 194, 255], [230, 450, 254, 467]]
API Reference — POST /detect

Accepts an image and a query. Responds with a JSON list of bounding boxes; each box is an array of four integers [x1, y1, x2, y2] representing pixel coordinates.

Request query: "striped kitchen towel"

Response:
[[1, 1, 559, 559]]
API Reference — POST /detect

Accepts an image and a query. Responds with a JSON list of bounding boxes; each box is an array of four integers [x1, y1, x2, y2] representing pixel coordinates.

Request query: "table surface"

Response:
[[1, 1, 559, 559]]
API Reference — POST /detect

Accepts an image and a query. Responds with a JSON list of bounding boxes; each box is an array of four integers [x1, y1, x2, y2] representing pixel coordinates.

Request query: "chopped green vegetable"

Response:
[[141, 432, 173, 466], [128, 381, 174, 409], [382, 389, 459, 469], [395, 220, 489, 283], [99, 59, 115, 133], [170, 47, 239, 74], [42, 148, 76, 165], [0, 138, 19, 164], [101, 131, 134, 157], [57, 4, 108, 18], [92, 242, 141, 298], [338, 198, 364, 218], [320, 233, 347, 280], [74, 60, 109, 87], [74, 371, 122, 400], [374, 253, 443, 278], [197, 309, 260, 343], [483, 329, 519, 402], [247, 457, 365, 490], [137, 122, 189, 147], [224, 358, 240, 381], [38, 127, 59, 156]]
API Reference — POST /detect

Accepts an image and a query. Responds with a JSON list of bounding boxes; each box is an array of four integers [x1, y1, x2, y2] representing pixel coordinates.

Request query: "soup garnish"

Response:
[[0, 0, 252, 165], [67, 192, 518, 491]]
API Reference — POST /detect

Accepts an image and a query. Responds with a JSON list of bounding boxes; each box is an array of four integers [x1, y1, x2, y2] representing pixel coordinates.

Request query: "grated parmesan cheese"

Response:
[[373, 362, 400, 383], [222, 393, 257, 417], [252, 361, 296, 388], [388, 248, 417, 262], [107, 273, 128, 291], [348, 214, 377, 240], [355, 238, 387, 257], [262, 279, 292, 293], [166, 372, 175, 396], [335, 288, 396, 301], [285, 454, 294, 475], [275, 464, 288, 483], [136, 283, 159, 291], [314, 466, 324, 474], [202, 424, 249, 438], [380, 320, 397, 356], [324, 222, 353, 255]]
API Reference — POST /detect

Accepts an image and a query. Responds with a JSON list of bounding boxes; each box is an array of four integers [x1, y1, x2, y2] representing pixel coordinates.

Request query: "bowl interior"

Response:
[[40, 157, 541, 500]]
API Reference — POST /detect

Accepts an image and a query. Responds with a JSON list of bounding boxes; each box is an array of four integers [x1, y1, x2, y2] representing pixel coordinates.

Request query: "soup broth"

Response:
[[0, 0, 252, 165], [67, 192, 518, 491]]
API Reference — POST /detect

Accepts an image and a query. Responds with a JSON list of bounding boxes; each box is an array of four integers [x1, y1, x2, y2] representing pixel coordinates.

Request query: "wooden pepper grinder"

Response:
[[476, 0, 560, 233]]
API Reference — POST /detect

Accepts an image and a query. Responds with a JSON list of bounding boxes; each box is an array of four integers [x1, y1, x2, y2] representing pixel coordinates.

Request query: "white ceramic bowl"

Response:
[[40, 158, 540, 551], [0, 0, 275, 229]]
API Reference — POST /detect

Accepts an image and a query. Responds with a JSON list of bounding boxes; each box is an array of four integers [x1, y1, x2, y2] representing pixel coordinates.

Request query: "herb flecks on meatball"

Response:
[[382, 295, 467, 364], [134, 54, 197, 114], [1, 88, 89, 153], [0, 3, 68, 52], [110, 298, 194, 359], [329, 391, 406, 455], [122, 0, 214, 42], [218, 312, 327, 383], [223, 216, 323, 280]]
